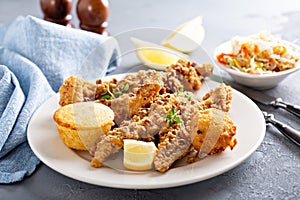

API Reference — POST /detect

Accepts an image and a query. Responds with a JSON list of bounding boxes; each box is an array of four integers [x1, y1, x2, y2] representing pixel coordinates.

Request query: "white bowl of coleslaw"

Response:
[[214, 32, 300, 90]]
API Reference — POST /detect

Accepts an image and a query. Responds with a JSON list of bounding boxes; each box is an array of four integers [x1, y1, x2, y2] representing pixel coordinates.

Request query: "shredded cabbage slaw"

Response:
[[217, 32, 300, 74]]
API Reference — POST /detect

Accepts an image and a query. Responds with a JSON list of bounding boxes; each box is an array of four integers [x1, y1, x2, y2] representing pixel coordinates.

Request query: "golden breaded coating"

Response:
[[199, 83, 232, 112], [189, 108, 237, 162], [154, 123, 191, 172], [167, 60, 213, 91], [58, 76, 97, 106], [59, 76, 119, 107], [59, 76, 84, 106], [91, 135, 123, 168], [129, 83, 162, 116]]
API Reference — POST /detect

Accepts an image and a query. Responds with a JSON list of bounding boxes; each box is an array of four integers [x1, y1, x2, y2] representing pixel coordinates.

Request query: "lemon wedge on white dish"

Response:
[[123, 139, 157, 171], [131, 37, 189, 71], [161, 16, 205, 53]]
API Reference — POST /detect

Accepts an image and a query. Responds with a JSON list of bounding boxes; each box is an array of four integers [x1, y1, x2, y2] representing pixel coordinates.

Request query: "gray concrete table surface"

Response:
[[1, 0, 300, 199]]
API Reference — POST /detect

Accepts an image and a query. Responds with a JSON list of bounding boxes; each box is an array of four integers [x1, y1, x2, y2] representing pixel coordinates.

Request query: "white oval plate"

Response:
[[27, 74, 266, 189]]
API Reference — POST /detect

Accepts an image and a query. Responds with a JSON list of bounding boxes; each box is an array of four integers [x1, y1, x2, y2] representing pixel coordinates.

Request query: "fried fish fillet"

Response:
[[188, 108, 237, 163], [58, 60, 213, 107], [198, 83, 232, 112]]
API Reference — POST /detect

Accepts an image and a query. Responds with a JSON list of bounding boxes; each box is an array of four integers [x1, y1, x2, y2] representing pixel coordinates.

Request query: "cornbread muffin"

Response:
[[53, 102, 114, 150], [190, 108, 237, 158]]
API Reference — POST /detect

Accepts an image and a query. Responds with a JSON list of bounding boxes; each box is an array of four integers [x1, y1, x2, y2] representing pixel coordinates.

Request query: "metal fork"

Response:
[[262, 111, 300, 147]]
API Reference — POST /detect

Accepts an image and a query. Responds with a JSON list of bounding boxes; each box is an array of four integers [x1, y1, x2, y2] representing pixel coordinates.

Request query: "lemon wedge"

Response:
[[161, 16, 205, 53], [123, 139, 157, 171], [131, 37, 189, 71]]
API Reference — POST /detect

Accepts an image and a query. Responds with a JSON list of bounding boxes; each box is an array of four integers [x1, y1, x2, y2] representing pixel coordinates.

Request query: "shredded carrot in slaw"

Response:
[[217, 32, 300, 74]]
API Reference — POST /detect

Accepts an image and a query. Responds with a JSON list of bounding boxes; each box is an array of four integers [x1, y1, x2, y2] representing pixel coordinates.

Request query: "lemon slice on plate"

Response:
[[131, 37, 189, 71], [123, 139, 157, 171], [161, 16, 205, 53]]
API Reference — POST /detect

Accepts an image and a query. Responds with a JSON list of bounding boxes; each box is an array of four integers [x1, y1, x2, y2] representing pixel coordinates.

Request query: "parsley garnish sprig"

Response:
[[101, 83, 130, 100], [114, 83, 129, 95], [176, 87, 184, 96], [163, 108, 182, 127], [184, 93, 192, 101], [101, 84, 115, 99]]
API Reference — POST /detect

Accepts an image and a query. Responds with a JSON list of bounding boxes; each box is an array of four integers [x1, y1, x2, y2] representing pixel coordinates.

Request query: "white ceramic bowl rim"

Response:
[[214, 39, 300, 79], [219, 63, 300, 79]]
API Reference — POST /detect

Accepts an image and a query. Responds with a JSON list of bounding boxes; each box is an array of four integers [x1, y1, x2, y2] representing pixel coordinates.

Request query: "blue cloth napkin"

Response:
[[0, 16, 120, 183]]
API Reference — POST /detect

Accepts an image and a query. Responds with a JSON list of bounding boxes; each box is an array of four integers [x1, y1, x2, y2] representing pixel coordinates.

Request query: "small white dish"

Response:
[[213, 40, 300, 90]]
